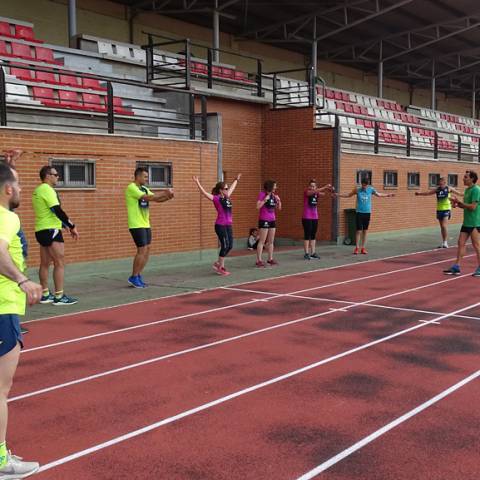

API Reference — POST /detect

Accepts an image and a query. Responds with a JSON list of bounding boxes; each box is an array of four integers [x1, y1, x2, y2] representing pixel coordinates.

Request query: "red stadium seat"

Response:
[[341, 92, 350, 102], [58, 74, 80, 87], [35, 47, 61, 64], [0, 40, 14, 57], [82, 77, 107, 91], [82, 93, 106, 112], [10, 64, 33, 81], [11, 42, 34, 60], [325, 89, 335, 99], [233, 70, 248, 82], [0, 22, 14, 38], [58, 90, 81, 109], [113, 97, 134, 115], [15, 25, 42, 43], [356, 118, 365, 126], [32, 86, 59, 107], [344, 103, 353, 113], [35, 69, 58, 84]]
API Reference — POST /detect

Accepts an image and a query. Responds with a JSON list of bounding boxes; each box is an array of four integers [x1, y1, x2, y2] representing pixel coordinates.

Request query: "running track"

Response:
[[10, 248, 480, 479]]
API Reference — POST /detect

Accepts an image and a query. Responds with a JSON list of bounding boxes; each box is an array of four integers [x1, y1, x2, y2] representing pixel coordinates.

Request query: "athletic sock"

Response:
[[54, 290, 64, 300], [42, 289, 49, 296], [0, 441, 8, 467]]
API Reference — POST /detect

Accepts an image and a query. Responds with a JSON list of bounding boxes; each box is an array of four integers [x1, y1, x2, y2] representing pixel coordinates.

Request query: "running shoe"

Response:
[[0, 452, 39, 479], [128, 275, 144, 288], [361, 248, 368, 255], [310, 253, 320, 259], [20, 326, 29, 334], [472, 267, 480, 277], [353, 247, 359, 255], [443, 265, 461, 275], [138, 275, 148, 288], [39, 292, 54, 304], [220, 267, 231, 276], [303, 253, 311, 260], [267, 259, 279, 266], [255, 260, 266, 268], [212, 261, 220, 272], [53, 294, 78, 306]]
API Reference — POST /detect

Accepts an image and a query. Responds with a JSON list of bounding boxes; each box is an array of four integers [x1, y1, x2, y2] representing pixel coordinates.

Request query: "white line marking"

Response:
[[23, 255, 472, 353], [14, 274, 466, 401], [23, 246, 458, 325], [295, 369, 480, 479], [419, 319, 440, 325], [36, 301, 480, 475]]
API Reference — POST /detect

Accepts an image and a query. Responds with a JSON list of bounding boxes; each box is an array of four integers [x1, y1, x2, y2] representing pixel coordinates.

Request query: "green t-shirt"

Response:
[[125, 183, 153, 229], [463, 184, 480, 227], [32, 183, 62, 232], [0, 207, 26, 315]]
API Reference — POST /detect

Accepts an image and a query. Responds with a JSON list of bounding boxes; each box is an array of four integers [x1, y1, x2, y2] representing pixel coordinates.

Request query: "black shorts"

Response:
[[129, 228, 152, 247], [356, 213, 371, 231], [258, 220, 276, 229], [437, 210, 451, 221], [460, 225, 480, 235], [0, 314, 23, 356], [35, 229, 64, 247], [302, 218, 318, 240]]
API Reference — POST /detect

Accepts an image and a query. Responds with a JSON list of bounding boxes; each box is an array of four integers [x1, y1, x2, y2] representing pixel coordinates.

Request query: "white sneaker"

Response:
[[0, 452, 39, 479]]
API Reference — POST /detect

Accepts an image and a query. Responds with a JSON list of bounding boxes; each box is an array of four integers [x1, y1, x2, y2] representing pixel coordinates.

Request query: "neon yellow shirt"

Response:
[[32, 183, 61, 232], [0, 207, 26, 315], [125, 183, 153, 229]]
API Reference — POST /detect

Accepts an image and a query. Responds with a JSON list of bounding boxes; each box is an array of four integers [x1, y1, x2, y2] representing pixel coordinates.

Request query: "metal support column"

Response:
[[431, 61, 436, 110], [472, 75, 476, 119], [378, 61, 384, 99], [213, 1, 220, 63], [0, 67, 7, 126], [68, 0, 77, 48], [311, 17, 318, 80]]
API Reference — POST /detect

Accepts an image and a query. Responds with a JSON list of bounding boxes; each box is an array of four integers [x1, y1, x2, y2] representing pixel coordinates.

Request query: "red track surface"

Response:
[[8, 248, 480, 479]]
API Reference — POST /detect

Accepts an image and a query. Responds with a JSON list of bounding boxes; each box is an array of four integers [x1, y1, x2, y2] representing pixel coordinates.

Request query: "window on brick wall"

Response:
[[50, 159, 95, 188], [429, 173, 440, 188], [383, 170, 398, 187], [136, 162, 172, 188], [407, 172, 420, 188], [356, 170, 372, 185], [448, 174, 458, 187]]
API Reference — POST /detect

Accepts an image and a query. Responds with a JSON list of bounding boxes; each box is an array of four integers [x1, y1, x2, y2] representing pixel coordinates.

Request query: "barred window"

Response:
[[383, 170, 398, 187], [407, 172, 420, 188], [448, 174, 458, 187], [356, 170, 372, 185], [136, 162, 172, 188], [429, 173, 440, 188], [50, 159, 95, 188]]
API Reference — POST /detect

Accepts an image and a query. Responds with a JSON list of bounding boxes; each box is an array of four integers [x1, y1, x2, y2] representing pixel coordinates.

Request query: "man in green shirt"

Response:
[[126, 167, 174, 288], [32, 166, 79, 305], [0, 162, 42, 478], [444, 170, 480, 276]]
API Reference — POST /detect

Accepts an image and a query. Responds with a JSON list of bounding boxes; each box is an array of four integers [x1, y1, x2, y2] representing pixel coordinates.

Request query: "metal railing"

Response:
[[0, 61, 208, 140], [315, 109, 480, 162], [142, 32, 263, 96]]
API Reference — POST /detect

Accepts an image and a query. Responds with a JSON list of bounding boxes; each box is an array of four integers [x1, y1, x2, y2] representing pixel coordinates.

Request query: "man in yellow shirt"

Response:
[[126, 167, 174, 288], [32, 166, 79, 306], [0, 162, 42, 478]]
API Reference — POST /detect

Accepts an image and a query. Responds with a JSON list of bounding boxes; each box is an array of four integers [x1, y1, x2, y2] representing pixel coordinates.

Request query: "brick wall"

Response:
[[263, 107, 335, 241], [337, 152, 471, 236], [0, 129, 218, 266]]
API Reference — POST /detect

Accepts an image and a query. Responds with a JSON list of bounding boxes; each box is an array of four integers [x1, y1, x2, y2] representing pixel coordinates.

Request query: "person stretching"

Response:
[[193, 174, 241, 275], [256, 180, 282, 267]]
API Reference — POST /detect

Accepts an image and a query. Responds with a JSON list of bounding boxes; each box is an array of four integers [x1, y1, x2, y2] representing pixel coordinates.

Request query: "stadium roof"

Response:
[[112, 0, 480, 99]]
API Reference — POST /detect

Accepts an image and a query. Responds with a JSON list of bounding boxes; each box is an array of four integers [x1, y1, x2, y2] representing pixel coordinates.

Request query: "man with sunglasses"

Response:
[[444, 170, 480, 276], [32, 166, 79, 305]]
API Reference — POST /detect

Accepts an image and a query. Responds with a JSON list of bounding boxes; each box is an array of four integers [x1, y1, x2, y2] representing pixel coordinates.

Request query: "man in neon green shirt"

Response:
[[126, 167, 174, 288], [32, 166, 79, 306], [0, 162, 42, 478], [444, 170, 480, 276], [415, 176, 463, 248]]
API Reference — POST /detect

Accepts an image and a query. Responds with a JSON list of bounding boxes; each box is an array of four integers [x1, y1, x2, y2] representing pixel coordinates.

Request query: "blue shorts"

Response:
[[0, 314, 23, 356], [436, 210, 451, 221]]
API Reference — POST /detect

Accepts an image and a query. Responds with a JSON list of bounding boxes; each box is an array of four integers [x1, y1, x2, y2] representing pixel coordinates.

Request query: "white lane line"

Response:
[[295, 369, 480, 480], [23, 269, 467, 355], [13, 275, 467, 406], [36, 301, 480, 475], [419, 319, 440, 325], [223, 253, 474, 298], [23, 246, 456, 325], [21, 295, 282, 354]]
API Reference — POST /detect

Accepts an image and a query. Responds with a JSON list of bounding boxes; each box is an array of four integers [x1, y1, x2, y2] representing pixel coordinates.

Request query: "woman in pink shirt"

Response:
[[256, 179, 282, 267], [193, 174, 241, 275], [302, 179, 331, 260]]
